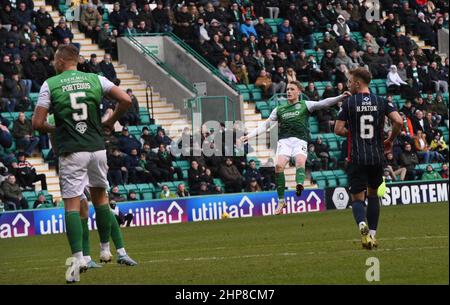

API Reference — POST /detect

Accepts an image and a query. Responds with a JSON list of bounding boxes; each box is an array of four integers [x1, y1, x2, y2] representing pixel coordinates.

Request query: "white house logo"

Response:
[[75, 122, 88, 134], [332, 187, 349, 210], [191, 196, 255, 221], [125, 202, 185, 226], [0, 213, 31, 238], [239, 196, 254, 217], [167, 201, 183, 223]]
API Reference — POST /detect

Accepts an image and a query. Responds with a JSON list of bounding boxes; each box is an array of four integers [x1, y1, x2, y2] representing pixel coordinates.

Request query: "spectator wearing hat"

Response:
[[320, 49, 336, 80], [80, 3, 102, 43], [140, 126, 155, 148], [332, 15, 350, 43], [87, 53, 102, 74], [0, 174, 28, 210], [53, 18, 74, 44], [23, 52, 47, 92], [118, 127, 141, 155]]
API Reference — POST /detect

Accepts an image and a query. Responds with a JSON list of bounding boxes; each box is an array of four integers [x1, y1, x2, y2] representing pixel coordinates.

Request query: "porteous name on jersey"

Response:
[[61, 82, 91, 92]]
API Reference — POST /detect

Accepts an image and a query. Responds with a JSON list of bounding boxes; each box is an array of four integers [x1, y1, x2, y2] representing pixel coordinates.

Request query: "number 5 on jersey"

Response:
[[70, 92, 88, 121]]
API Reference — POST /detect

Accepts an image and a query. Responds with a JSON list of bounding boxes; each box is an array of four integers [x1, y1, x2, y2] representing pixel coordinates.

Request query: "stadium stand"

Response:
[[0, 0, 448, 211]]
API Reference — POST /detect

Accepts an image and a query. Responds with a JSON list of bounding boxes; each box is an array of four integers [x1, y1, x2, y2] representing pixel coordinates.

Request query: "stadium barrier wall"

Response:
[[160, 36, 243, 121], [0, 189, 325, 239], [117, 37, 196, 117], [438, 29, 449, 58], [325, 179, 449, 210]]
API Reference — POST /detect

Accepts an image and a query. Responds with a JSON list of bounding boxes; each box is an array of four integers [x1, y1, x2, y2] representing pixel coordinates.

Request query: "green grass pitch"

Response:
[[0, 203, 448, 284]]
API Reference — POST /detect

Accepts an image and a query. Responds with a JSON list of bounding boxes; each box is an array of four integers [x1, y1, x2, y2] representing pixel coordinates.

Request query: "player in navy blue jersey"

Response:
[[334, 68, 402, 249]]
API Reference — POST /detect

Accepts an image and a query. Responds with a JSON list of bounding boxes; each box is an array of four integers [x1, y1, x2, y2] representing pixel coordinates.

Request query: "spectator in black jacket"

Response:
[[428, 61, 448, 94], [107, 148, 128, 186], [87, 53, 101, 74], [33, 6, 54, 36], [157, 144, 183, 181], [118, 127, 141, 155], [99, 53, 118, 83], [125, 148, 140, 184], [314, 137, 337, 170], [254, 16, 272, 40], [188, 160, 204, 195], [155, 129, 172, 147], [23, 52, 47, 92], [152, 2, 172, 33], [53, 18, 74, 44], [244, 159, 263, 189]]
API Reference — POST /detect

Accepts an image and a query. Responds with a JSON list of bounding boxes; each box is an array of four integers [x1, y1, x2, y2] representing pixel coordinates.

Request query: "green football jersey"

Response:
[[276, 100, 310, 141], [37, 70, 113, 155]]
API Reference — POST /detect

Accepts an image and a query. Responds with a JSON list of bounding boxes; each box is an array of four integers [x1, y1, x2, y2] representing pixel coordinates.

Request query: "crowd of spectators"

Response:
[[1, 0, 449, 210]]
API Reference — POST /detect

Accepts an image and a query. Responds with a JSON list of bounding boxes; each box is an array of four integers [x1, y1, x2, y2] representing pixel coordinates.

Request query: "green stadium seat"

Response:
[[310, 124, 319, 134], [141, 191, 154, 200], [328, 140, 339, 151], [327, 178, 338, 188], [338, 176, 348, 187]]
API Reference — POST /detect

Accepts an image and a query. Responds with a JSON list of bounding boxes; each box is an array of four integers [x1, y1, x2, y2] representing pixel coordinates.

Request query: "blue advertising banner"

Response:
[[0, 189, 325, 239]]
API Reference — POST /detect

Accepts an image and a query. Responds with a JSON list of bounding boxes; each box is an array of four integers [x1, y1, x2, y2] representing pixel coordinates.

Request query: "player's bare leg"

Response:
[[274, 155, 290, 215], [294, 154, 307, 197], [64, 196, 88, 283]]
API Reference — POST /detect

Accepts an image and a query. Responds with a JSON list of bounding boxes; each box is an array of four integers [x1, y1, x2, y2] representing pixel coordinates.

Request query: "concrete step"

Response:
[[79, 49, 105, 58], [119, 79, 145, 85]]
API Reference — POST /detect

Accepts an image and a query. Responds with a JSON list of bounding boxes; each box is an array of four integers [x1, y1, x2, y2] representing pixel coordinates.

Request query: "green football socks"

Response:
[[296, 167, 306, 185], [94, 204, 112, 244], [65, 211, 83, 254], [275, 172, 286, 200]]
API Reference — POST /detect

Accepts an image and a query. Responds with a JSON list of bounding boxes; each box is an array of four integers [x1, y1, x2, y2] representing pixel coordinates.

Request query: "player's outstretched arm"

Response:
[[240, 107, 277, 143], [305, 91, 352, 112], [102, 86, 132, 130]]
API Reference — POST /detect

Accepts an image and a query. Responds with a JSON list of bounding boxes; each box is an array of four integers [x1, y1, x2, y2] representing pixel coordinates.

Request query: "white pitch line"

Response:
[[0, 235, 447, 266]]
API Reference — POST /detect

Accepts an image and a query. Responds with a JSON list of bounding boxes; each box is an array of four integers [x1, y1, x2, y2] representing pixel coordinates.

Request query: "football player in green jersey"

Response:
[[32, 44, 133, 282], [241, 81, 351, 215]]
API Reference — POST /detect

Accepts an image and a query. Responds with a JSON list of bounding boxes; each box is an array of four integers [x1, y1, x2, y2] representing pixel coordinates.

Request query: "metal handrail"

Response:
[[127, 35, 198, 95], [126, 33, 239, 93]]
